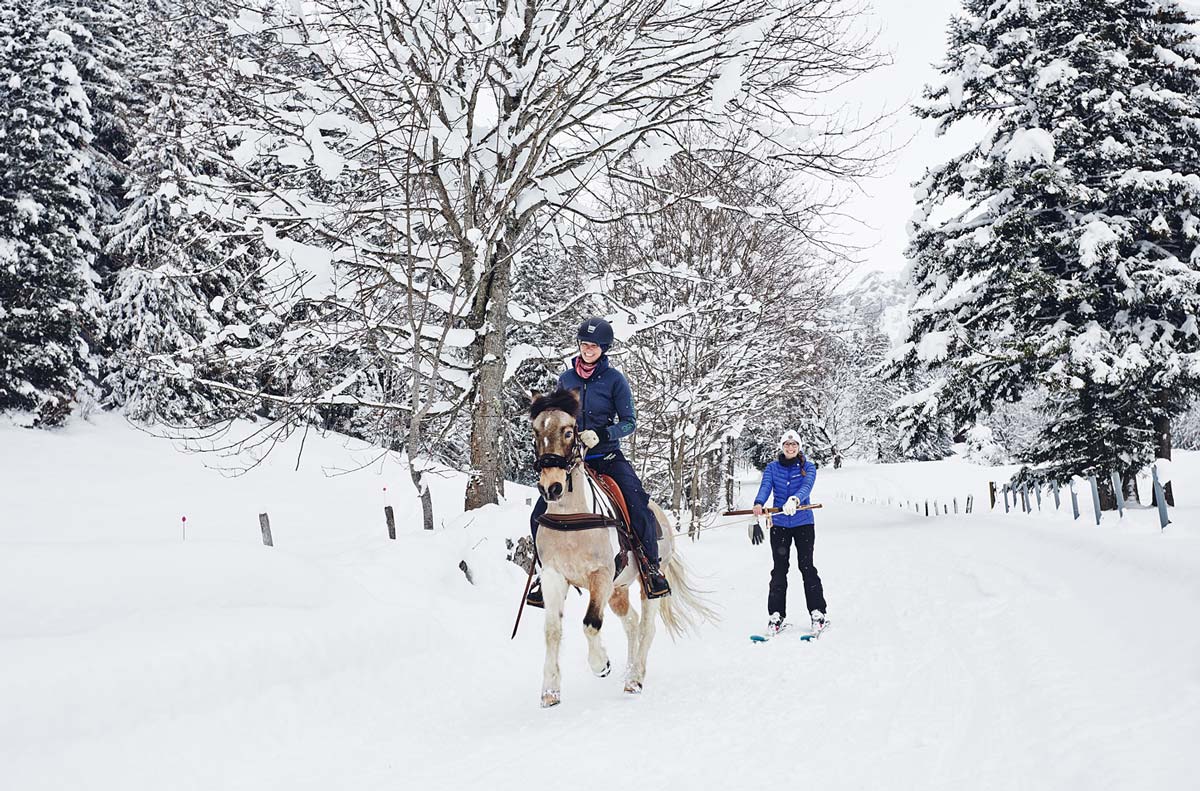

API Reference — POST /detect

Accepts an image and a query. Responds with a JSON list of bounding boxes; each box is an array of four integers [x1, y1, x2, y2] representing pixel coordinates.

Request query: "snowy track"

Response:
[[3, 420, 1198, 790]]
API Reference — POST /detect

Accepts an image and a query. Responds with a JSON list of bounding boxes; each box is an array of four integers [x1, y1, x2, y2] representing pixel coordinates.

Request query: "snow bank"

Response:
[[2, 417, 1198, 791]]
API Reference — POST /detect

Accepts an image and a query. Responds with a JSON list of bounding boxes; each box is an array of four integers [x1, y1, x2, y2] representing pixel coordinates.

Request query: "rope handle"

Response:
[[721, 504, 822, 516]]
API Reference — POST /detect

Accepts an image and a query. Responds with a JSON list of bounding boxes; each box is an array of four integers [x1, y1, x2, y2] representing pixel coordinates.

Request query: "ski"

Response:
[[750, 624, 815, 643]]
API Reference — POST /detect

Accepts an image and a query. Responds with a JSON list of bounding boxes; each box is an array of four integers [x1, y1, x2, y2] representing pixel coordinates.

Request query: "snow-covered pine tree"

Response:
[[0, 2, 98, 425], [890, 0, 1200, 505], [50, 0, 136, 269], [101, 1, 270, 425], [1175, 399, 1200, 450]]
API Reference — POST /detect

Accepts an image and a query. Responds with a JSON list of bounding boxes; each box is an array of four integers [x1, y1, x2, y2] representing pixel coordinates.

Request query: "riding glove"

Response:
[[749, 520, 764, 545], [783, 496, 801, 516], [579, 429, 600, 448]]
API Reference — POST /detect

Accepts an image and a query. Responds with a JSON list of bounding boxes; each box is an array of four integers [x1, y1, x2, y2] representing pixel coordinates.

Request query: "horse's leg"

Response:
[[609, 584, 641, 693], [583, 569, 612, 678], [629, 590, 660, 694], [541, 568, 569, 708]]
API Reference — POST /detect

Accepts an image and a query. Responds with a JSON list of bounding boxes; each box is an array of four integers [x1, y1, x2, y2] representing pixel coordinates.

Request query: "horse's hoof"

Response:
[[594, 660, 612, 678], [624, 681, 643, 695], [541, 690, 561, 708]]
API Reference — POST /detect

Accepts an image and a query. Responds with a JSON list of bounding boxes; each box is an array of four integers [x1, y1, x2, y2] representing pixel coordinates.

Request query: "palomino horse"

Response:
[[530, 388, 716, 708]]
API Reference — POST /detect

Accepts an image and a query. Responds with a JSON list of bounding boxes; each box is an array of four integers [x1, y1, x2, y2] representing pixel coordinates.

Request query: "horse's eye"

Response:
[[565, 430, 574, 437]]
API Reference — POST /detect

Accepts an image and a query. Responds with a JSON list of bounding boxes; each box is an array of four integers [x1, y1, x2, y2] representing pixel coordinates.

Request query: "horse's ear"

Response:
[[530, 389, 539, 405]]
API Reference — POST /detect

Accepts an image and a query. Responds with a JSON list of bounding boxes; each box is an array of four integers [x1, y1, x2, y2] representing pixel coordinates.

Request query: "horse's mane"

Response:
[[531, 388, 580, 421]]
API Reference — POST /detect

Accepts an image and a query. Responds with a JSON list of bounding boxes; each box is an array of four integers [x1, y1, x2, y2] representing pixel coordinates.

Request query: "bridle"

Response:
[[532, 431, 582, 493]]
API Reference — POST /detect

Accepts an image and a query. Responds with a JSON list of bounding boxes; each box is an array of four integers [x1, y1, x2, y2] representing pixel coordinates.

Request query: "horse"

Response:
[[530, 388, 716, 708]]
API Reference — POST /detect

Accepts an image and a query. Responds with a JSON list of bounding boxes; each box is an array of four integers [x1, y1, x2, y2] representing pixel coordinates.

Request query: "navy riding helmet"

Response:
[[576, 317, 614, 351]]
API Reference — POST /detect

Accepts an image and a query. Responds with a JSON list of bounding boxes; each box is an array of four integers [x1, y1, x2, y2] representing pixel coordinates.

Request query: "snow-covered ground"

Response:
[[3, 415, 1199, 790]]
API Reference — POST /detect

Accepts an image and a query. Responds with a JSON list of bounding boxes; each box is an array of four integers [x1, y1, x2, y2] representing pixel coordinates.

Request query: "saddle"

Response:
[[590, 470, 663, 540], [593, 473, 632, 529], [538, 469, 660, 585]]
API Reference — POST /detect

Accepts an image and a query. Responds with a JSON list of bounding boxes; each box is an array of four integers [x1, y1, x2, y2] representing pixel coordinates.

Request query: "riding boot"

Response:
[[639, 553, 671, 599]]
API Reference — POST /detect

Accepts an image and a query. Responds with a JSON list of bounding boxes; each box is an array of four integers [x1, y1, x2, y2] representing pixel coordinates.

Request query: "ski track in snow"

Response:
[[2, 419, 1199, 790]]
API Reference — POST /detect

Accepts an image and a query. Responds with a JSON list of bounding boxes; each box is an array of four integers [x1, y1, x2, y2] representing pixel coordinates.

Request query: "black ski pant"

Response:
[[531, 449, 660, 564], [768, 524, 826, 620]]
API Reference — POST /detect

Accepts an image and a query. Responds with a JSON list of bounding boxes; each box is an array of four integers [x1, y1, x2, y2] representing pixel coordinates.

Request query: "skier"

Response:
[[751, 430, 828, 637], [525, 317, 672, 607]]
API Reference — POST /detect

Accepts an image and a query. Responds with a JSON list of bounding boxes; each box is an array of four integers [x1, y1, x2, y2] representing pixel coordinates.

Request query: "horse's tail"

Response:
[[657, 550, 720, 639]]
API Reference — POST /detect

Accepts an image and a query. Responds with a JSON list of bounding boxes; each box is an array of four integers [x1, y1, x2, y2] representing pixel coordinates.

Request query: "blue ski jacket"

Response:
[[754, 455, 817, 527], [558, 355, 636, 458]]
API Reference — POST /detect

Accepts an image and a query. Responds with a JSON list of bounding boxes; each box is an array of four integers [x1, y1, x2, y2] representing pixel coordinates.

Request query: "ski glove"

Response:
[[579, 429, 600, 448], [782, 496, 801, 516], [749, 521, 764, 545]]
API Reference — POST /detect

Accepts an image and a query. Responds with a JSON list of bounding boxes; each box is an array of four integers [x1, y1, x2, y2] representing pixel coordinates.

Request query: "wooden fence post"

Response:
[[259, 513, 273, 547], [966, 494, 974, 514], [1003, 485, 1010, 513], [1088, 476, 1102, 526], [1070, 480, 1080, 520], [1034, 486, 1042, 511], [1052, 482, 1060, 511], [988, 481, 997, 510], [1152, 465, 1170, 530], [385, 505, 396, 539], [953, 497, 958, 515]]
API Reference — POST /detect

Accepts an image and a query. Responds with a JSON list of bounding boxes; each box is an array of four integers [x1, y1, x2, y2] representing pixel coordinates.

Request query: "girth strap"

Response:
[[537, 513, 624, 531]]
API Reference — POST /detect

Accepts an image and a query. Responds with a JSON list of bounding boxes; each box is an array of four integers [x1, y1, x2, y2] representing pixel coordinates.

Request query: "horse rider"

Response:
[[526, 317, 672, 607], [750, 430, 828, 637]]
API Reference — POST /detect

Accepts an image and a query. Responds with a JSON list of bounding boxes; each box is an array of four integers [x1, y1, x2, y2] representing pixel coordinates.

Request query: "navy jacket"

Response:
[[754, 454, 817, 527], [558, 355, 636, 457]]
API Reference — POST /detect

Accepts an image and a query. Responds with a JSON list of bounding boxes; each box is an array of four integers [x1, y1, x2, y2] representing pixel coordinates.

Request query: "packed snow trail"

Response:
[[2, 418, 1198, 790]]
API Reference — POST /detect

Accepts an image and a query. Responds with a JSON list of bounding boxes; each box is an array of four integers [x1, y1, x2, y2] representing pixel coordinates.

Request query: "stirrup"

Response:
[[613, 550, 628, 580], [526, 577, 544, 609], [644, 564, 671, 599]]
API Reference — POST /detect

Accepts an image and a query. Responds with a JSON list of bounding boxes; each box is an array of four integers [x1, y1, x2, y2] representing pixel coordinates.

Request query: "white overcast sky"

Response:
[[834, 0, 970, 285], [840, 0, 1200, 286]]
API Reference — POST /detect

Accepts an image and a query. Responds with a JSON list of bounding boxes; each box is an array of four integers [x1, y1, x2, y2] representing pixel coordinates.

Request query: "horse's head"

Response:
[[530, 388, 581, 502]]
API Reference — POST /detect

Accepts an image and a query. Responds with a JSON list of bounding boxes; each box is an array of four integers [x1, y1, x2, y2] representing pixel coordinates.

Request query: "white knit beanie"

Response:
[[778, 430, 802, 450]]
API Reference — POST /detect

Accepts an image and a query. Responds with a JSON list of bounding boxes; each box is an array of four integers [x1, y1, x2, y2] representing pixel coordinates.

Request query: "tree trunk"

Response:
[[465, 226, 516, 510], [670, 431, 684, 518], [725, 437, 735, 510], [705, 449, 719, 511], [1154, 412, 1175, 506], [1098, 476, 1117, 511], [1121, 469, 1139, 506], [411, 459, 435, 531], [689, 464, 701, 540]]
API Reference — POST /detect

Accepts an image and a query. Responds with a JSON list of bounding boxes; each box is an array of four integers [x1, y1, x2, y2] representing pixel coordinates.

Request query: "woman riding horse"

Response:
[[526, 317, 671, 606]]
